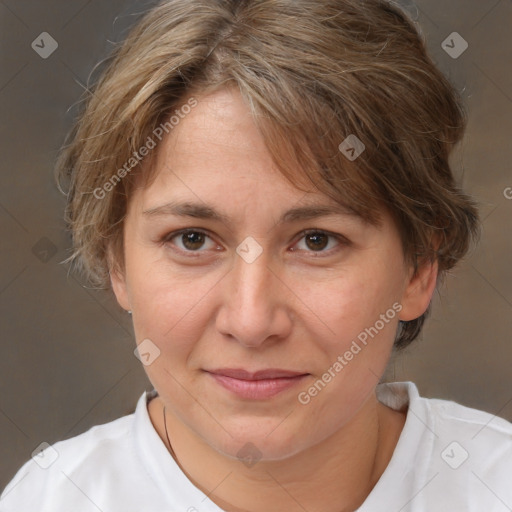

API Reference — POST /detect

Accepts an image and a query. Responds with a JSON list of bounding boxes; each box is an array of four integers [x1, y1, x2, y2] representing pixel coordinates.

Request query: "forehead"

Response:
[[130, 88, 297, 204], [128, 86, 387, 230], [156, 87, 275, 172]]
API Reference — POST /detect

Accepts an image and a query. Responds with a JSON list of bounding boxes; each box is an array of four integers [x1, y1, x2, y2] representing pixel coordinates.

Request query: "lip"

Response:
[[205, 368, 309, 399]]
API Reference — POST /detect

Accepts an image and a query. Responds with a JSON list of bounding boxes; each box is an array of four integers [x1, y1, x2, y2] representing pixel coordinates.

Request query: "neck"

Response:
[[148, 391, 405, 512]]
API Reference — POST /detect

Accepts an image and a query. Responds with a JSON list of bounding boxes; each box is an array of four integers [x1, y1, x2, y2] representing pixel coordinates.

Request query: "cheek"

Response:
[[127, 256, 222, 355], [303, 261, 403, 349], [128, 267, 218, 400], [294, 269, 401, 430]]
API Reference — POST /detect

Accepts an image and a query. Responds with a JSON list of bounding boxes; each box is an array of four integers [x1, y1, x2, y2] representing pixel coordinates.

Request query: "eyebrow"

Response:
[[142, 200, 363, 226]]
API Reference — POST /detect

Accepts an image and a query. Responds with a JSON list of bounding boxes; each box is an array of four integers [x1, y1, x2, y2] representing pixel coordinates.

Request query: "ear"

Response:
[[106, 245, 131, 312], [399, 256, 439, 322]]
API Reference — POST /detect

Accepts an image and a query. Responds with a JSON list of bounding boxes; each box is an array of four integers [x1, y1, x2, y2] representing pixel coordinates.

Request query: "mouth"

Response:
[[205, 368, 310, 400]]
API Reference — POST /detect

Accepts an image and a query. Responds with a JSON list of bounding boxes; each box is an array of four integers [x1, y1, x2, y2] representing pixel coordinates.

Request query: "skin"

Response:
[[109, 86, 438, 512]]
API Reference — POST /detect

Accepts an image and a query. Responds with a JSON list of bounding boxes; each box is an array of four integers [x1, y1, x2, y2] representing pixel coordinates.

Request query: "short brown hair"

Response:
[[56, 0, 480, 349]]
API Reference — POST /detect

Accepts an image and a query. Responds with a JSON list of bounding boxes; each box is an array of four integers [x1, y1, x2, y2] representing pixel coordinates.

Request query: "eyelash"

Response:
[[162, 228, 349, 258]]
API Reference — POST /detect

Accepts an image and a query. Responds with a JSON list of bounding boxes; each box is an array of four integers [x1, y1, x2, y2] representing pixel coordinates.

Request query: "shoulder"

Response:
[[379, 381, 512, 475], [422, 389, 512, 445], [424, 392, 512, 468], [380, 381, 512, 442], [367, 382, 512, 509], [405, 383, 512, 491], [0, 404, 142, 512]]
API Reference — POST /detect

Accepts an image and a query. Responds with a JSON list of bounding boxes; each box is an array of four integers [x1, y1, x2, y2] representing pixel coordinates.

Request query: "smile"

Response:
[[205, 368, 310, 399]]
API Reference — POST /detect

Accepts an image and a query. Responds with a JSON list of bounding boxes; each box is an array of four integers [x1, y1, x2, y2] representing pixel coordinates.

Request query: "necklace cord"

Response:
[[163, 405, 177, 459]]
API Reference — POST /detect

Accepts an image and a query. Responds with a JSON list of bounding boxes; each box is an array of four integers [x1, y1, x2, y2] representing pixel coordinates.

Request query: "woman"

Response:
[[2, 0, 511, 510]]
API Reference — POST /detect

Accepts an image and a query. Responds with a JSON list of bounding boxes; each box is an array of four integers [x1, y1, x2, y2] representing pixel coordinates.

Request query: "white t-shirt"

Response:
[[2, 381, 512, 512]]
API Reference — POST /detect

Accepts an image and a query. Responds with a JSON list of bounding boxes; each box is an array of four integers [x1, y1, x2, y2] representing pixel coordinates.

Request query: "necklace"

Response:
[[162, 405, 178, 460]]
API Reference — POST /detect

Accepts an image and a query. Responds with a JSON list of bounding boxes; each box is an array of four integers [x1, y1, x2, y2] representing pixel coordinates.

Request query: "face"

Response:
[[110, 86, 437, 461]]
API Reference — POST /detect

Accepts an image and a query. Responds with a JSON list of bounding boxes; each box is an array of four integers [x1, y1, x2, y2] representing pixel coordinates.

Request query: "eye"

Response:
[[292, 229, 347, 255], [164, 229, 219, 254], [162, 228, 349, 257]]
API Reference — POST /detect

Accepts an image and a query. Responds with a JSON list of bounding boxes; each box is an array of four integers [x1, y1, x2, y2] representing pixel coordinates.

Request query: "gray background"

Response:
[[0, 0, 511, 491]]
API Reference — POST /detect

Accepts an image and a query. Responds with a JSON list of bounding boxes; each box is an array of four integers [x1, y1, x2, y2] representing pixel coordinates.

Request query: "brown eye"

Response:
[[181, 231, 206, 251], [292, 229, 346, 255], [304, 232, 329, 251], [165, 229, 217, 253]]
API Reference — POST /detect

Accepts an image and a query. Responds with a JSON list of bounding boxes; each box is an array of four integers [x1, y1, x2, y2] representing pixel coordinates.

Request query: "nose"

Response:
[[215, 241, 293, 348]]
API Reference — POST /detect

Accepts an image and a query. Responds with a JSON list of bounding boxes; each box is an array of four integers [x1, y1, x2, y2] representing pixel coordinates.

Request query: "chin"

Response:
[[205, 419, 312, 463]]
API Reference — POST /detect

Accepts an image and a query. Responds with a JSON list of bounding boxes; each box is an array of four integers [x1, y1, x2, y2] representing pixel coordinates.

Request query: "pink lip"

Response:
[[206, 368, 309, 399]]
